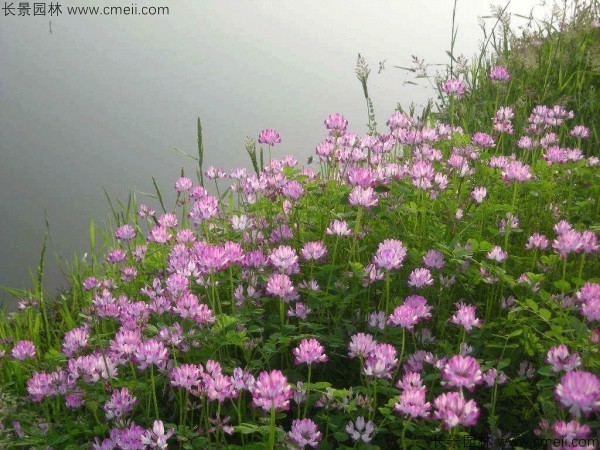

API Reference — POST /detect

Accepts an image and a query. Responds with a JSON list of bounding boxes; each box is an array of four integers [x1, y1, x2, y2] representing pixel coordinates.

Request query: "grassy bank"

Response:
[[0, 2, 599, 449]]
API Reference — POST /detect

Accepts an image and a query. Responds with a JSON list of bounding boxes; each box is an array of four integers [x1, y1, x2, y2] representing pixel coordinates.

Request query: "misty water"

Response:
[[0, 0, 551, 305]]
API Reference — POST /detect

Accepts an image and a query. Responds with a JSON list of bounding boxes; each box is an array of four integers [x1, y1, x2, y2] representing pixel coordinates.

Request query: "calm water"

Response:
[[0, 0, 550, 304]]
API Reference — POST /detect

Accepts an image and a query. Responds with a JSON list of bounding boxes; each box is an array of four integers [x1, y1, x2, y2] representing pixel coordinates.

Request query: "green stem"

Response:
[[268, 406, 276, 450], [150, 365, 159, 419]]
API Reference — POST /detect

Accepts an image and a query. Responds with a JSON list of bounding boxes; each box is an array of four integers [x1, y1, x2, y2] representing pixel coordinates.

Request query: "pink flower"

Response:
[[345, 417, 375, 444], [449, 302, 482, 333], [442, 78, 465, 97], [269, 245, 300, 275], [27, 371, 54, 402], [287, 419, 322, 449], [388, 295, 432, 331], [471, 186, 487, 204], [552, 230, 583, 259], [423, 249, 446, 269], [301, 241, 327, 262], [142, 420, 174, 450], [324, 113, 348, 134], [486, 246, 508, 263], [546, 345, 581, 373], [555, 371, 600, 417], [489, 66, 511, 81], [394, 387, 431, 419], [570, 125, 590, 139], [265, 273, 299, 302], [293, 338, 328, 366], [134, 339, 169, 371], [408, 268, 434, 288], [115, 224, 136, 241], [433, 392, 479, 429], [525, 233, 549, 250], [501, 160, 533, 183], [441, 355, 483, 392], [288, 302, 311, 320], [363, 343, 398, 379], [258, 129, 281, 146], [348, 186, 379, 208], [251, 369, 292, 412], [103, 387, 137, 420], [62, 326, 89, 357], [174, 177, 193, 192], [348, 333, 377, 359], [372, 239, 407, 271], [472, 132, 495, 147], [325, 219, 352, 237], [170, 364, 203, 391], [11, 340, 36, 361]]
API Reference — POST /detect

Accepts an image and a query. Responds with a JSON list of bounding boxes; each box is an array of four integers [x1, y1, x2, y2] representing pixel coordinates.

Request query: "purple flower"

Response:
[[546, 345, 582, 373], [422, 249, 445, 269], [348, 333, 377, 359], [62, 326, 89, 357], [555, 371, 600, 417], [205, 373, 238, 403], [525, 233, 549, 250], [442, 78, 465, 97], [368, 311, 386, 330], [441, 355, 483, 392], [114, 224, 136, 241], [134, 339, 169, 371], [501, 160, 533, 183], [482, 368, 507, 387], [325, 219, 352, 237], [489, 66, 511, 81], [394, 387, 431, 419], [27, 371, 54, 402], [449, 302, 482, 333], [11, 340, 36, 361], [107, 249, 127, 263], [83, 276, 98, 290], [251, 369, 292, 412], [174, 177, 193, 192], [265, 273, 299, 302], [258, 129, 281, 146], [472, 132, 495, 147], [372, 239, 407, 271], [348, 186, 379, 208], [552, 420, 592, 448], [433, 392, 479, 429], [269, 245, 300, 275], [486, 246, 508, 263], [109, 424, 146, 450], [287, 418, 322, 449], [301, 241, 327, 262], [324, 113, 348, 135], [570, 125, 590, 139], [288, 302, 311, 320], [141, 420, 174, 450], [470, 187, 487, 204], [65, 392, 85, 409], [170, 364, 203, 391], [408, 268, 434, 288], [552, 230, 583, 259], [293, 338, 328, 366], [345, 417, 375, 444], [363, 343, 398, 380], [396, 371, 426, 390], [103, 387, 137, 420], [388, 295, 432, 331]]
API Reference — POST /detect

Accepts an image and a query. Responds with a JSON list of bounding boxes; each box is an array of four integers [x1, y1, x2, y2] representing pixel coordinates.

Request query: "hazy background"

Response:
[[0, 0, 552, 304]]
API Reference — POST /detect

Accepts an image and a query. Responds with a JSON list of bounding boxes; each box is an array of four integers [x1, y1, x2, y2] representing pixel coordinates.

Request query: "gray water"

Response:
[[0, 0, 550, 303]]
